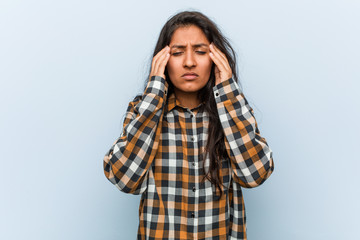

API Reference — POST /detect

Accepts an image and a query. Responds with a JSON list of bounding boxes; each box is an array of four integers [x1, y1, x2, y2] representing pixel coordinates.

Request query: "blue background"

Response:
[[1, 1, 359, 239]]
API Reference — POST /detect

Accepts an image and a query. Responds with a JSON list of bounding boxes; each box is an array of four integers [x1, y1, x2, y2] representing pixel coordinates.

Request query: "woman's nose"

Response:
[[183, 51, 196, 68]]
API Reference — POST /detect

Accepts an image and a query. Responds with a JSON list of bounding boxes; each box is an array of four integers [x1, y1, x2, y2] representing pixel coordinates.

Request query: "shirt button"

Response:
[[192, 162, 195, 167], [192, 186, 196, 192], [191, 136, 195, 141], [191, 212, 195, 218]]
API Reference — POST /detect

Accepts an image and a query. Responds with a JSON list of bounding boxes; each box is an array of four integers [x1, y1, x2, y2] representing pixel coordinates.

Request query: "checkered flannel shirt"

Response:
[[103, 76, 274, 239]]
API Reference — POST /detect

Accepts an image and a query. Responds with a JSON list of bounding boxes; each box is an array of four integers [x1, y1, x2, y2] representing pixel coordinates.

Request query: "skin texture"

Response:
[[149, 25, 232, 109], [166, 25, 212, 109]]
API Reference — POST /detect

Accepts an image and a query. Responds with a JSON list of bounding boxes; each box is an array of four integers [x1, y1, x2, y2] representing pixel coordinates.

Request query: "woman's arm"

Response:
[[209, 43, 274, 188], [103, 76, 168, 194], [103, 46, 171, 194], [213, 78, 274, 188]]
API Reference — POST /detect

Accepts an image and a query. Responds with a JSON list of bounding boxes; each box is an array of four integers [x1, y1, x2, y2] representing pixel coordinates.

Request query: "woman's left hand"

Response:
[[209, 43, 232, 85]]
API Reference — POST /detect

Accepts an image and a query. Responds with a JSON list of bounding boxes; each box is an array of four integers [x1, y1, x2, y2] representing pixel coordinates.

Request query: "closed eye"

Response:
[[196, 51, 206, 55], [171, 51, 207, 56], [172, 52, 183, 56]]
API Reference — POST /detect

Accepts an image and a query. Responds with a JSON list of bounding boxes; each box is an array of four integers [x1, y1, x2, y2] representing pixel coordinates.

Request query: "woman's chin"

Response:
[[179, 86, 201, 93], [180, 82, 207, 93]]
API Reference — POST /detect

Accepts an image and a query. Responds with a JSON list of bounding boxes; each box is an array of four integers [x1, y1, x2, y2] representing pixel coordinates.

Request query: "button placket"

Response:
[[188, 109, 198, 228]]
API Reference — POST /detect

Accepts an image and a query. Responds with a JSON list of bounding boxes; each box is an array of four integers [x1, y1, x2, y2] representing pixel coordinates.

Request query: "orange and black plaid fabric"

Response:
[[103, 76, 274, 239]]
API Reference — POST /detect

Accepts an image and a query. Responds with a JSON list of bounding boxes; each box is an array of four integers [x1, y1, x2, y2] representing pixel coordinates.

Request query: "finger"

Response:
[[151, 46, 170, 75], [210, 49, 232, 81], [154, 46, 169, 60], [152, 46, 169, 69], [209, 50, 228, 73], [210, 44, 229, 65], [209, 46, 229, 73], [210, 51, 232, 80], [154, 48, 170, 73], [209, 44, 232, 74], [157, 52, 170, 75], [210, 53, 231, 77], [154, 47, 170, 75]]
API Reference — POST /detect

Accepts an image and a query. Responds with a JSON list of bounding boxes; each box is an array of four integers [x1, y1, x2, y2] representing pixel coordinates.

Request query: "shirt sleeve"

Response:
[[103, 76, 168, 194], [213, 77, 274, 188]]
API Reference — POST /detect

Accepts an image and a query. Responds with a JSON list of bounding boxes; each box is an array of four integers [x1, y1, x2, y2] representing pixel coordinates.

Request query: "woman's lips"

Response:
[[182, 74, 198, 80]]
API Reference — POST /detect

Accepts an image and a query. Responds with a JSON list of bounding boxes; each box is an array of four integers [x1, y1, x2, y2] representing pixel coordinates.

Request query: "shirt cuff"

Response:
[[145, 75, 169, 98], [212, 77, 242, 103]]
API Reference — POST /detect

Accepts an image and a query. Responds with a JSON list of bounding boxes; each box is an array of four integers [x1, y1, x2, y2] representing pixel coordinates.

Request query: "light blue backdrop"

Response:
[[1, 1, 359, 239]]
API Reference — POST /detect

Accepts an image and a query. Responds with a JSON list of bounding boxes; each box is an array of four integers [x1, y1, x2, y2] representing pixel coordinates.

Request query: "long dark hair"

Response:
[[148, 11, 239, 199]]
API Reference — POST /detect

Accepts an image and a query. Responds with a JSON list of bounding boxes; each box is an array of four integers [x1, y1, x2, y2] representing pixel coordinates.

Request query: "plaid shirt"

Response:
[[103, 76, 274, 240]]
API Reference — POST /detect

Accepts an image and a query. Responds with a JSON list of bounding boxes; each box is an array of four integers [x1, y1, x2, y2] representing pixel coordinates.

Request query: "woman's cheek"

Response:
[[200, 54, 212, 64], [201, 57, 213, 72], [167, 58, 179, 73], [167, 59, 175, 75]]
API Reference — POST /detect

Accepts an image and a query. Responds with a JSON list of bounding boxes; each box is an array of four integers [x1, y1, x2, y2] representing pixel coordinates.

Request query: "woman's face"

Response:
[[167, 25, 213, 94]]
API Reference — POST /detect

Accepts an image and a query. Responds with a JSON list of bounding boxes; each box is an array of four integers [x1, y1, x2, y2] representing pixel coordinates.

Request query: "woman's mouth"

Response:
[[182, 72, 199, 80]]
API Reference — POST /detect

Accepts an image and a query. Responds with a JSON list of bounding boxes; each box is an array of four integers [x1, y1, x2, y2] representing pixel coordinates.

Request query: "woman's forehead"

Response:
[[170, 25, 210, 45]]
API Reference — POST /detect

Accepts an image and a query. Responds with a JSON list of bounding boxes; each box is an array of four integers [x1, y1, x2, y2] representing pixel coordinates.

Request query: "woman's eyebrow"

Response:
[[171, 43, 209, 49]]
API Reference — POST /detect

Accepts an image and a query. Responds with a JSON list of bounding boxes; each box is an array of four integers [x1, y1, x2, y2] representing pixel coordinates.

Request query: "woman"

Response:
[[103, 11, 274, 239]]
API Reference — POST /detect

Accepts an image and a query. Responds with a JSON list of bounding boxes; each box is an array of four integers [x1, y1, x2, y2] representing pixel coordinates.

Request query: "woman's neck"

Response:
[[173, 89, 201, 110]]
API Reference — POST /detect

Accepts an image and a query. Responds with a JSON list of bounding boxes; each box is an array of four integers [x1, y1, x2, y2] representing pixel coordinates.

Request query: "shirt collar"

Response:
[[166, 92, 205, 113]]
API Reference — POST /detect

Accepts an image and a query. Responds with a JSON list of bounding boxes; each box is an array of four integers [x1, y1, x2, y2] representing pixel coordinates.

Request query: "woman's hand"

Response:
[[209, 43, 232, 85], [150, 46, 171, 80]]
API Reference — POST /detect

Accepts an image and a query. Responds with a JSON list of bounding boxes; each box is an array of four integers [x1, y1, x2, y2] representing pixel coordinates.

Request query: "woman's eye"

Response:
[[171, 51, 206, 56]]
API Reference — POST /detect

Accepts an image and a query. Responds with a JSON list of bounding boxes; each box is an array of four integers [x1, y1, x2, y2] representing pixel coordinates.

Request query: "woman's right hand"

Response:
[[149, 46, 170, 79]]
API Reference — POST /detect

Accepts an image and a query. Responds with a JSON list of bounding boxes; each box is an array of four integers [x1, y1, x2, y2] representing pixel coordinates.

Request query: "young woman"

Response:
[[103, 11, 274, 240]]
